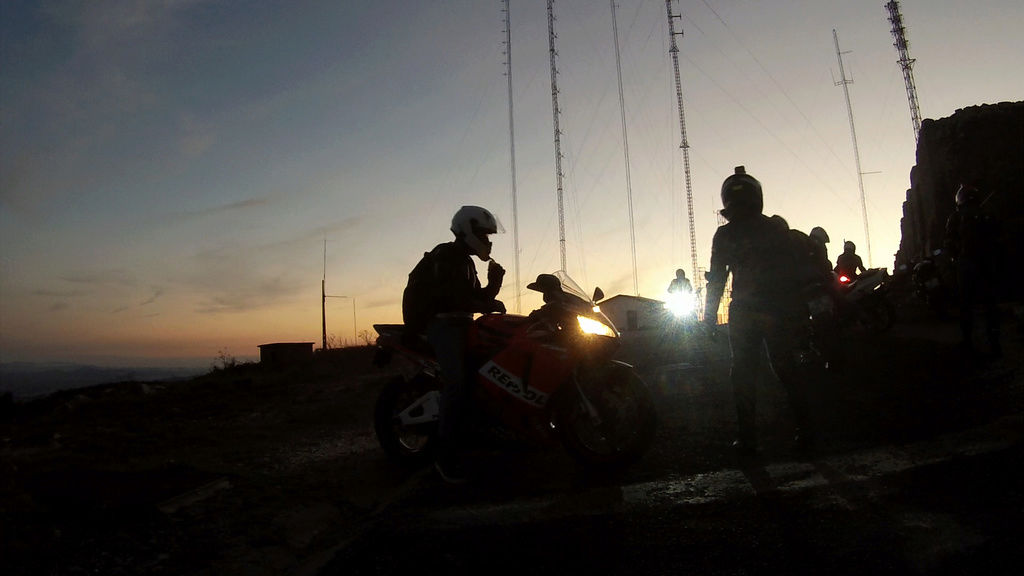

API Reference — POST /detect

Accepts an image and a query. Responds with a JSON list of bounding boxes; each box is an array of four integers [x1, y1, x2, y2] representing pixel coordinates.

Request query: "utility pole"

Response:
[[546, 0, 567, 272], [501, 0, 522, 313], [321, 240, 356, 348], [833, 29, 873, 267], [665, 1, 699, 292], [611, 0, 639, 296], [885, 1, 923, 142], [321, 239, 328, 350]]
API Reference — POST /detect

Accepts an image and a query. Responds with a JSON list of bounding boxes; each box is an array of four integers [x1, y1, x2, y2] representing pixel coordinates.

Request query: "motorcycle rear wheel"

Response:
[[374, 375, 438, 467], [557, 363, 657, 469]]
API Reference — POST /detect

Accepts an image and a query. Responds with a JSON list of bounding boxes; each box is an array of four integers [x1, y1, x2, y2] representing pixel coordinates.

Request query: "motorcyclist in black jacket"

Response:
[[834, 241, 866, 281], [402, 206, 506, 482], [945, 184, 1001, 357], [703, 166, 814, 458], [809, 227, 832, 278]]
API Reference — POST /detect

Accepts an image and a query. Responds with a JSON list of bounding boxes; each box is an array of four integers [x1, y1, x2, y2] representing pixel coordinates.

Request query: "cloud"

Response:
[[33, 288, 90, 299], [184, 196, 274, 219], [194, 275, 301, 315], [140, 288, 164, 306], [189, 243, 305, 315], [184, 220, 363, 315], [61, 269, 137, 287], [0, 1, 210, 213], [178, 114, 218, 157]]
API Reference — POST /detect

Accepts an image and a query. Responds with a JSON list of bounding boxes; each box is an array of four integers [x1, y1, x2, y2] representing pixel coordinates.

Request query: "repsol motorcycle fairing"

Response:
[[373, 272, 657, 470]]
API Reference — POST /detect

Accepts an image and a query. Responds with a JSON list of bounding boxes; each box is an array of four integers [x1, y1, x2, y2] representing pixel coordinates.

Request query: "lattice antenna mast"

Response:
[[665, 1, 699, 289], [833, 29, 872, 267], [610, 0, 639, 296], [501, 0, 521, 313], [546, 0, 567, 272], [885, 1, 922, 143]]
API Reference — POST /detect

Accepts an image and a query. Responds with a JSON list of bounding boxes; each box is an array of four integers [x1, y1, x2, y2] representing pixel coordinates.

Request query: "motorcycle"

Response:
[[372, 272, 657, 470], [835, 268, 896, 333]]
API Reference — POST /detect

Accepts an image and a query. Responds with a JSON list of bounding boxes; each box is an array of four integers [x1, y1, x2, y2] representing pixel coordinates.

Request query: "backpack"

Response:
[[402, 250, 438, 335]]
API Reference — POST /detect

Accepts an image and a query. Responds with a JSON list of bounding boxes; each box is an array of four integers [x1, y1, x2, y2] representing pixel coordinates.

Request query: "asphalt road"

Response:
[[311, 316, 1024, 576]]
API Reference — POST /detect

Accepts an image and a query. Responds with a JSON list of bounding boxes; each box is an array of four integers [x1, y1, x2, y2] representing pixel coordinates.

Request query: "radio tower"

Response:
[[610, 0, 639, 296], [834, 29, 873, 267], [501, 0, 521, 312], [885, 1, 923, 142], [546, 0, 567, 272], [665, 1, 699, 288]]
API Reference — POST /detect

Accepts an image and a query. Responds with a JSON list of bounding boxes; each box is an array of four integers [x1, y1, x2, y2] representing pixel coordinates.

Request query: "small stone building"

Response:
[[258, 342, 314, 367], [599, 295, 667, 333]]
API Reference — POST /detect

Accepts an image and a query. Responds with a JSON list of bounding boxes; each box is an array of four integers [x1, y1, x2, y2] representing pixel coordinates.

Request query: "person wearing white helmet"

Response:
[[402, 205, 506, 482]]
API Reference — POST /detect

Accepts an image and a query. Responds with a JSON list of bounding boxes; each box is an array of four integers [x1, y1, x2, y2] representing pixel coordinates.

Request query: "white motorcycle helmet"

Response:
[[450, 205, 503, 260]]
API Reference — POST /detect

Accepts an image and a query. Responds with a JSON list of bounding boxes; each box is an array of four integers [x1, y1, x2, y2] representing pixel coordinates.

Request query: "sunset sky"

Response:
[[2, 0, 1022, 366]]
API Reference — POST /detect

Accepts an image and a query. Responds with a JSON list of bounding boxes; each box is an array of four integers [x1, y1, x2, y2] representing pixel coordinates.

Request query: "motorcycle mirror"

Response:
[[933, 249, 943, 256], [592, 287, 604, 302]]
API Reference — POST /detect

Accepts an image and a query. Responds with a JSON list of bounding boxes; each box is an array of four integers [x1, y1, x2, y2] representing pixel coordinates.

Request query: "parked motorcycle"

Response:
[[372, 272, 657, 470], [835, 268, 896, 333]]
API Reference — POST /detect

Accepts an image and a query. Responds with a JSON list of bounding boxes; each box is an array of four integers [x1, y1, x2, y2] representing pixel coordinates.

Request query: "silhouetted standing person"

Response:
[[703, 166, 814, 458], [809, 227, 832, 278], [834, 241, 866, 281], [945, 184, 1001, 358], [668, 268, 693, 295]]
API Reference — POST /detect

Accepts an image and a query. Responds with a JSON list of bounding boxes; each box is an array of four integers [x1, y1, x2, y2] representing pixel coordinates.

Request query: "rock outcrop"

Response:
[[897, 101, 1024, 299]]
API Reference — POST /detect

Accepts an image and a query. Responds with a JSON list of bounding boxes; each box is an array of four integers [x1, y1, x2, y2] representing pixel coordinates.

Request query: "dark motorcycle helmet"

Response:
[[955, 184, 979, 207], [720, 166, 763, 221], [843, 240, 856, 253]]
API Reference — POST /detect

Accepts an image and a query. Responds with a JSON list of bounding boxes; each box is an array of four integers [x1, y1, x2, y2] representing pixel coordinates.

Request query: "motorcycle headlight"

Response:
[[577, 315, 616, 337], [664, 292, 697, 317]]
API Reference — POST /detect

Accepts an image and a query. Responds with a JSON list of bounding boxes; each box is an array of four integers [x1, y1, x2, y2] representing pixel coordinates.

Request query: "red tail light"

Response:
[[839, 275, 850, 283]]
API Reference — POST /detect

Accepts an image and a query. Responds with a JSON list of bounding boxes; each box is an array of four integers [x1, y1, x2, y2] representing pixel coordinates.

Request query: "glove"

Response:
[[487, 260, 506, 284]]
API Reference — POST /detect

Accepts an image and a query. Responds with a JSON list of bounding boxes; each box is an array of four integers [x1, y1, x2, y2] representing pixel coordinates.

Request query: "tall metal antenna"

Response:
[[321, 239, 357, 348], [610, 0, 639, 296], [546, 0, 567, 272], [833, 29, 872, 267], [501, 0, 521, 312], [321, 238, 327, 351], [885, 1, 922, 142], [665, 1, 699, 289]]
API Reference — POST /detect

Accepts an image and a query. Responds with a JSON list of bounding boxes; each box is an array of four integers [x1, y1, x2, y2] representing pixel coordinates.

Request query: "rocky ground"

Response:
[[2, 303, 1021, 575], [1, 347, 411, 576]]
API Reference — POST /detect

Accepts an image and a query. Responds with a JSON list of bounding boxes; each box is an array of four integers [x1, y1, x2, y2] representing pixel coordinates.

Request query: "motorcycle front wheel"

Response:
[[373, 374, 438, 467], [557, 363, 657, 469]]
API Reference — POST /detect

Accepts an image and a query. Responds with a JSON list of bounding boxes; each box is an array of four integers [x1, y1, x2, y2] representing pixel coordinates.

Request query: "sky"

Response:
[[2, 0, 1022, 367]]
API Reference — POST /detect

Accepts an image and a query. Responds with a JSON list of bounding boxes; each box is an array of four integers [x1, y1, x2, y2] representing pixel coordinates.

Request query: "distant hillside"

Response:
[[0, 363, 207, 399]]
